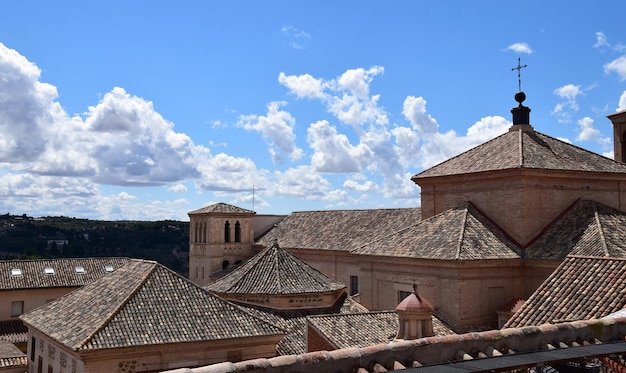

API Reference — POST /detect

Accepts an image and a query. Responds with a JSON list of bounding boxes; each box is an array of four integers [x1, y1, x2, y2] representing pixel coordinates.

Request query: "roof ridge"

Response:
[[518, 128, 524, 167], [76, 260, 157, 350], [592, 200, 611, 257], [456, 205, 469, 260]]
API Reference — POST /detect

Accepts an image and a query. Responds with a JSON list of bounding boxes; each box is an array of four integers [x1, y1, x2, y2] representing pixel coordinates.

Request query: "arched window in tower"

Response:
[[224, 221, 230, 242], [234, 221, 241, 242], [222, 260, 230, 270]]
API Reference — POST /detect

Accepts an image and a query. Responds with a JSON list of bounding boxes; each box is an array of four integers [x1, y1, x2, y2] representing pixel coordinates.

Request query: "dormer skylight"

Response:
[[75, 266, 85, 274], [11, 268, 22, 276], [44, 267, 55, 275], [104, 265, 114, 273]]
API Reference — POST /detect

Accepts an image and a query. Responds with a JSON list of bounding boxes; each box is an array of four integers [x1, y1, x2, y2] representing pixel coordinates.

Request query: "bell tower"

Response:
[[608, 110, 626, 163], [187, 203, 256, 286]]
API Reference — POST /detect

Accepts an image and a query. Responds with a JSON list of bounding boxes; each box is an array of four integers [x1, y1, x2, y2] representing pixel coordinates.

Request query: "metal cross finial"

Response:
[[511, 57, 527, 92]]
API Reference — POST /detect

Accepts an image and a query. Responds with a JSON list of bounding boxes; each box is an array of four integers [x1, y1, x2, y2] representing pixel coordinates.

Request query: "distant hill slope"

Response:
[[0, 214, 189, 275]]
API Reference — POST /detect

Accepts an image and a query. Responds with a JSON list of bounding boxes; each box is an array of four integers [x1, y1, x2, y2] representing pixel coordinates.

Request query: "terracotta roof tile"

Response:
[[525, 200, 626, 260], [504, 256, 626, 328], [0, 340, 27, 369], [306, 311, 455, 350], [353, 202, 520, 260], [0, 320, 27, 344], [206, 242, 345, 295], [21, 259, 285, 351], [413, 129, 626, 179], [256, 208, 422, 252], [0, 257, 130, 290]]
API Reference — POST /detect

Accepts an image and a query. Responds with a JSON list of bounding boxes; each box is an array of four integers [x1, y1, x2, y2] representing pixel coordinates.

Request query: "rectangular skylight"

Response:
[[44, 267, 54, 275], [104, 265, 114, 272], [11, 268, 22, 276], [75, 266, 85, 274]]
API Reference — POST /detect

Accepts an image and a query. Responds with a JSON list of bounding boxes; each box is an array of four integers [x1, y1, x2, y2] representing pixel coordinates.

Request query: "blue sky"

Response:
[[1, 1, 625, 221]]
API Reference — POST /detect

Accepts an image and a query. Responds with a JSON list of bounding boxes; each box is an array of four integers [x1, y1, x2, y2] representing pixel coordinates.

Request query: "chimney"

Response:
[[608, 110, 626, 163], [395, 284, 435, 340], [509, 91, 534, 133]]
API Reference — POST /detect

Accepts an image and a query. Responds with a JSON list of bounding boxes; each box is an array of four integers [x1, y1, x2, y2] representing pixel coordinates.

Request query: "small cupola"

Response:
[[509, 58, 534, 133], [395, 283, 435, 340]]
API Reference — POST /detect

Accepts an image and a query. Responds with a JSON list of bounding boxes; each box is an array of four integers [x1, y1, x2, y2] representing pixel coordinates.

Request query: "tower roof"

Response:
[[188, 202, 255, 215], [206, 242, 345, 295], [413, 129, 626, 180], [395, 284, 434, 313]]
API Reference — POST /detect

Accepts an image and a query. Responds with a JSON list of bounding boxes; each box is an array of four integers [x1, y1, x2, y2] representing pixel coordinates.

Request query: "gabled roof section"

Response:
[[21, 259, 284, 351], [413, 130, 626, 180], [0, 257, 130, 290], [256, 208, 421, 251], [188, 202, 255, 215], [306, 311, 454, 350], [207, 242, 345, 295], [353, 202, 520, 260], [524, 199, 626, 260], [504, 255, 626, 328]]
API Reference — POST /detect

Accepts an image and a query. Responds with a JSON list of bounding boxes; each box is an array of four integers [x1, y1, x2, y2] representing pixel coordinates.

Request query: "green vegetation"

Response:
[[0, 214, 189, 275]]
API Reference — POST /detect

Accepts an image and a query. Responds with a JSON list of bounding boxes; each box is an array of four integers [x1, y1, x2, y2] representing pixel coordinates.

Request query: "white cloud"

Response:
[[271, 165, 334, 199], [343, 179, 378, 192], [505, 43, 533, 54], [402, 96, 439, 135], [168, 184, 188, 193], [278, 72, 325, 99], [594, 32, 609, 49], [576, 117, 610, 144], [619, 91, 626, 111], [307, 120, 372, 173], [280, 26, 311, 50], [605, 55, 626, 80], [237, 101, 304, 163], [551, 84, 582, 123]]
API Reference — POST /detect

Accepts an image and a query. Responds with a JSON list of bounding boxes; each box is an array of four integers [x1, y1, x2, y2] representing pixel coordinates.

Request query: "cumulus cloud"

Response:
[[402, 96, 439, 135], [307, 120, 372, 173], [604, 55, 626, 80], [505, 43, 533, 54], [594, 32, 609, 49], [576, 117, 610, 144], [551, 84, 583, 123], [278, 72, 324, 99]]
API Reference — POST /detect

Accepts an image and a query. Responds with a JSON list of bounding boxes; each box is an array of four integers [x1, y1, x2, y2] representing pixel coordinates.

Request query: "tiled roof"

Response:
[[0, 320, 27, 344], [504, 255, 626, 328], [0, 340, 27, 369], [188, 202, 255, 215], [353, 202, 520, 260], [21, 259, 285, 351], [413, 129, 626, 179], [0, 257, 130, 290], [162, 316, 626, 373], [524, 200, 626, 260], [237, 295, 370, 356], [306, 311, 455, 350], [256, 208, 422, 252], [206, 242, 345, 295]]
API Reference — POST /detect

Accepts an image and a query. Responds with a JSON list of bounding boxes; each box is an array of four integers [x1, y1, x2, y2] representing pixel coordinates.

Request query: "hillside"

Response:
[[0, 214, 189, 275]]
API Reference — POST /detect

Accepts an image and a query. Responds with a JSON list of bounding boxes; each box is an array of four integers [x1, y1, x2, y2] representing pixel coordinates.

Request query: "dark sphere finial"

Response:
[[515, 91, 526, 104]]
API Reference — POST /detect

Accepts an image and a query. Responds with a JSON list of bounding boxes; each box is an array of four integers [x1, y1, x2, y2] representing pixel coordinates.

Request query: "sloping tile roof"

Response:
[[524, 200, 626, 260], [0, 320, 27, 344], [504, 255, 626, 328], [21, 259, 285, 351], [413, 129, 626, 179], [306, 311, 455, 350], [206, 242, 345, 295], [188, 202, 255, 215], [0, 340, 27, 369], [255, 208, 422, 251], [235, 295, 369, 356], [353, 202, 520, 260], [0, 257, 130, 290]]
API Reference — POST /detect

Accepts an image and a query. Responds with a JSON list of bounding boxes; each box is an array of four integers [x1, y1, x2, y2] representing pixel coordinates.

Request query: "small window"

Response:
[[11, 268, 22, 276], [350, 276, 359, 296], [44, 267, 54, 275], [11, 301, 23, 317], [75, 266, 85, 274], [399, 290, 412, 303], [104, 265, 114, 272]]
